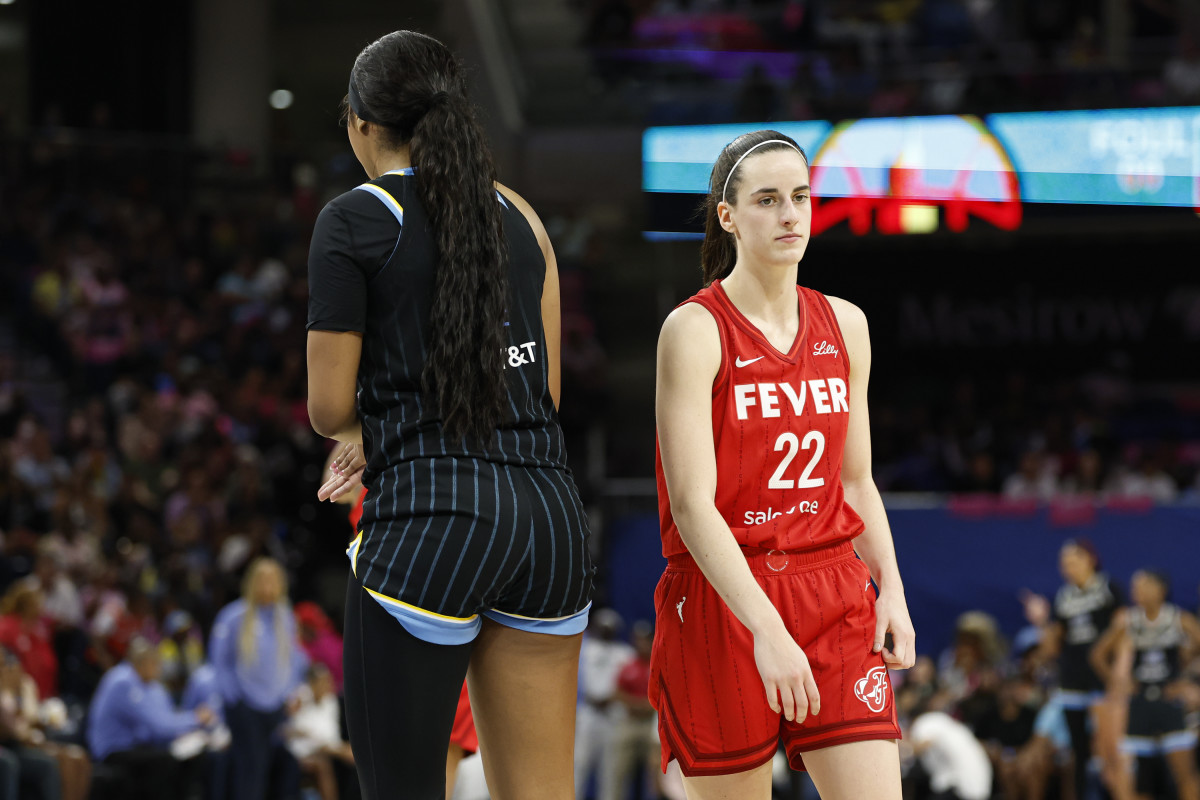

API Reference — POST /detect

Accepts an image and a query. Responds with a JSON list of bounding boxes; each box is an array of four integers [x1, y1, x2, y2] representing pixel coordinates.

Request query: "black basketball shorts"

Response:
[[347, 458, 594, 644]]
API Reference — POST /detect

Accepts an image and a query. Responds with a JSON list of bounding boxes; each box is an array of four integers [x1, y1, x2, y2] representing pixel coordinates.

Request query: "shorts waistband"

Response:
[[666, 541, 856, 575]]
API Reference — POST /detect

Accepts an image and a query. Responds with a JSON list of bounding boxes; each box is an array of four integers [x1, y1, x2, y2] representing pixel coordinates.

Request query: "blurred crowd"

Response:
[[871, 373, 1200, 501], [577, 0, 1200, 123], [893, 540, 1200, 800]]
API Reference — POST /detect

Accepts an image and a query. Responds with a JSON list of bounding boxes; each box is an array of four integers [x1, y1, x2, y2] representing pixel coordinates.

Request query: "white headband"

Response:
[[720, 139, 804, 204]]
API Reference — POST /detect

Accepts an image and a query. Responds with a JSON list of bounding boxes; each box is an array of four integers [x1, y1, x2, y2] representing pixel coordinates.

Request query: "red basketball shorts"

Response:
[[648, 541, 900, 777], [450, 682, 478, 754]]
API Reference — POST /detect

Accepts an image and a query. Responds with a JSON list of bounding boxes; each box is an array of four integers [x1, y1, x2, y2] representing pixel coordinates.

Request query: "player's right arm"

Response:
[[656, 303, 820, 723]]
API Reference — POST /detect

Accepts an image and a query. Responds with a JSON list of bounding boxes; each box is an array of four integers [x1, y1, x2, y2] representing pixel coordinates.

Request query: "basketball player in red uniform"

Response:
[[320, 452, 479, 795], [652, 130, 916, 798]]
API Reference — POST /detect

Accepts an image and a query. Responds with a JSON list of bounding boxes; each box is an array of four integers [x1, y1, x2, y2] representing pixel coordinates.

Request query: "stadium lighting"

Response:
[[269, 89, 294, 110]]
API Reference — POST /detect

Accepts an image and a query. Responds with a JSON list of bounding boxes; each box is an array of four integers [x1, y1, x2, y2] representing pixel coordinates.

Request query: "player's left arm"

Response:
[[1180, 611, 1200, 661], [496, 182, 561, 409], [307, 330, 363, 444], [829, 295, 916, 669]]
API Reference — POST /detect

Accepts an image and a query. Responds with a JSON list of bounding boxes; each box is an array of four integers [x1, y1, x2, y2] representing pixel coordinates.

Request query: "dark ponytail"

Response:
[[699, 130, 808, 287], [350, 31, 509, 442]]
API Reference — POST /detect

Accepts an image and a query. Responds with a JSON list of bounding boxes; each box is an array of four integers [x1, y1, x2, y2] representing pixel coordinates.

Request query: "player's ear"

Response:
[[717, 200, 736, 235]]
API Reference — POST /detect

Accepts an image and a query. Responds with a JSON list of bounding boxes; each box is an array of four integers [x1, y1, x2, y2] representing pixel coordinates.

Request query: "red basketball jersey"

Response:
[[655, 280, 864, 557]]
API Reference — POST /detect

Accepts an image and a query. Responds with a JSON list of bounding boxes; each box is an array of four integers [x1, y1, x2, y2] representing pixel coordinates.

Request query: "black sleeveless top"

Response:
[[307, 169, 568, 530], [1129, 603, 1184, 692], [1053, 573, 1122, 691]]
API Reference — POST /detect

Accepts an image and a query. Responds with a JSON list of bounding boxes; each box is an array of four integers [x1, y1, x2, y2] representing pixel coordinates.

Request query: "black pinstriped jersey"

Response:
[[1054, 574, 1122, 691], [307, 169, 568, 532]]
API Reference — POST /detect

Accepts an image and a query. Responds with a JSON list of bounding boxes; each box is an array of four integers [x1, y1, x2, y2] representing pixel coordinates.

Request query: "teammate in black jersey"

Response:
[[1093, 570, 1200, 800], [306, 30, 593, 800], [1036, 539, 1124, 798]]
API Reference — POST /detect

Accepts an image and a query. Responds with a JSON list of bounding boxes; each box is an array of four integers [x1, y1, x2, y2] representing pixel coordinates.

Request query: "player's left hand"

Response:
[[873, 588, 916, 669], [318, 442, 366, 502]]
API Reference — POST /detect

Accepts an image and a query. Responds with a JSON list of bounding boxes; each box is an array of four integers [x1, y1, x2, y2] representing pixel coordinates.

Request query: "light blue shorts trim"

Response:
[[364, 587, 592, 645], [1055, 689, 1104, 710], [1122, 730, 1198, 757], [481, 602, 592, 636], [1034, 697, 1072, 750], [365, 588, 483, 646]]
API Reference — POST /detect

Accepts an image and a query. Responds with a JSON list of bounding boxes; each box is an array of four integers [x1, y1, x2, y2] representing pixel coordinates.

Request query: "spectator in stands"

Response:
[[1001, 449, 1057, 502], [0, 649, 89, 800], [938, 611, 1006, 727], [0, 737, 60, 800], [975, 677, 1040, 800], [599, 620, 658, 800], [1107, 447, 1179, 503], [575, 608, 635, 800], [11, 420, 69, 515], [0, 578, 58, 700], [86, 638, 213, 800], [1057, 447, 1107, 497], [284, 664, 353, 800], [159, 611, 205, 698], [209, 557, 305, 800], [292, 603, 342, 696], [906, 694, 993, 800]]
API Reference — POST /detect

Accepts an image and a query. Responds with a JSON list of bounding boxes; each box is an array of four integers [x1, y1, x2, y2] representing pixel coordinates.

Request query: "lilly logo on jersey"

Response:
[[733, 378, 848, 421], [854, 666, 889, 713], [812, 340, 839, 358]]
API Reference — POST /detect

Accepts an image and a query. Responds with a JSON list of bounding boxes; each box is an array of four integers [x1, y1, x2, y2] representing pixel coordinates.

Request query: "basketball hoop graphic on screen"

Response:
[[854, 666, 889, 712], [808, 115, 1022, 235]]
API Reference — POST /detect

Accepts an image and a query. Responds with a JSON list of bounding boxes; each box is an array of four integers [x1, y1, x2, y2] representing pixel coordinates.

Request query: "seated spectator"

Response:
[[975, 677, 1040, 800], [1057, 447, 1107, 497], [906, 696, 993, 800], [293, 603, 342, 695], [86, 638, 214, 800], [1106, 448, 1178, 503], [0, 578, 59, 700], [600, 620, 659, 800], [158, 611, 205, 699], [285, 664, 353, 800], [1002, 450, 1057, 502], [0, 649, 89, 800]]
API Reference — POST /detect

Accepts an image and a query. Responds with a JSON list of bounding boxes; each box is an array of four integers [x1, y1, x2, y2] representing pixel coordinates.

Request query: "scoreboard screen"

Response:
[[643, 106, 1200, 237]]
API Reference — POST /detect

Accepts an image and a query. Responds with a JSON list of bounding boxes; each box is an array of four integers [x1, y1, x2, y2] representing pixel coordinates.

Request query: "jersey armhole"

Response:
[[681, 295, 732, 395], [353, 182, 405, 279], [810, 289, 851, 373]]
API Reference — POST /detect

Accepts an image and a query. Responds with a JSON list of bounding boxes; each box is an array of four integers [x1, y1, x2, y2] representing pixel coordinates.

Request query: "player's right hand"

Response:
[[753, 623, 820, 723]]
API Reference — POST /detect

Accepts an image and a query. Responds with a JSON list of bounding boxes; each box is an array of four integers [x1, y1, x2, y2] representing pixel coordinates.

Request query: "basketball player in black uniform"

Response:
[[306, 31, 593, 800], [1038, 539, 1123, 797], [1093, 570, 1200, 800]]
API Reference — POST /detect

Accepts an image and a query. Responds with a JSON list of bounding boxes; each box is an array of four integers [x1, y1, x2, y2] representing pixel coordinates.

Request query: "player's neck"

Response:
[[1142, 601, 1163, 620], [721, 262, 798, 321], [367, 145, 412, 179]]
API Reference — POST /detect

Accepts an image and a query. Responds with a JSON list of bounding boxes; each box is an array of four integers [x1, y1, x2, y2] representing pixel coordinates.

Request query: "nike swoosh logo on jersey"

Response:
[[735, 356, 764, 367]]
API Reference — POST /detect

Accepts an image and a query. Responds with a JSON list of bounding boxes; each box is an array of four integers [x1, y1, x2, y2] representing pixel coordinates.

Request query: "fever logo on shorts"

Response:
[[854, 666, 889, 713]]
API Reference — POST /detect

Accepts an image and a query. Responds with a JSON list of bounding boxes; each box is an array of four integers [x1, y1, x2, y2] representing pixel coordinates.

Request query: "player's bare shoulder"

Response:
[[823, 294, 870, 367], [658, 301, 722, 380], [495, 182, 552, 256], [823, 295, 868, 339]]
